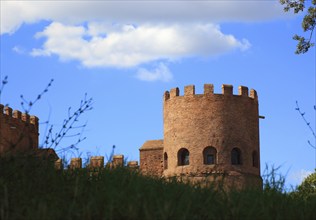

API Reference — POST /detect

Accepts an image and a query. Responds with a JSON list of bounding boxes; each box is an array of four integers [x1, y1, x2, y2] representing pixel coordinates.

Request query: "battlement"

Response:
[[0, 104, 39, 154], [0, 104, 39, 129], [164, 84, 258, 101], [54, 155, 139, 170]]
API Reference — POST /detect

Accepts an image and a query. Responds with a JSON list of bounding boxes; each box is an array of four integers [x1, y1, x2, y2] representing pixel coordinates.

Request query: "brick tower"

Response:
[[140, 84, 262, 189]]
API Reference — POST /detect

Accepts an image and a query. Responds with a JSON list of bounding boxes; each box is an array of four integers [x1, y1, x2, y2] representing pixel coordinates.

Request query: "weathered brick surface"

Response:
[[112, 155, 124, 167], [70, 157, 82, 169], [90, 156, 104, 168], [139, 140, 164, 176], [55, 159, 63, 170], [141, 84, 262, 189], [0, 104, 39, 154], [127, 161, 139, 171]]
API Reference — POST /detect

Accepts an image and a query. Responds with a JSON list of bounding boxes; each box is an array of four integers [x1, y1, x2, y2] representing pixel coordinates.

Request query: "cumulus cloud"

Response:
[[1, 1, 285, 82], [30, 22, 250, 68], [136, 63, 173, 82], [1, 1, 287, 35]]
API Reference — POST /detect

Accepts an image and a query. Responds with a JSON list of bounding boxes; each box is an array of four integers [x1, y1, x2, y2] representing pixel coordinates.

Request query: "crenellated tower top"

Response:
[[0, 104, 39, 153], [164, 84, 258, 101], [0, 104, 39, 129]]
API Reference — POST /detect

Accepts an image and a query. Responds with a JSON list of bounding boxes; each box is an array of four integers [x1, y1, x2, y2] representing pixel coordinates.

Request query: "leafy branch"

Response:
[[280, 0, 316, 54]]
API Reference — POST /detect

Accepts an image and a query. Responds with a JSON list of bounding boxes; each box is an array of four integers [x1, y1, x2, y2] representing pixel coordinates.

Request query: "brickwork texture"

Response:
[[0, 104, 39, 154]]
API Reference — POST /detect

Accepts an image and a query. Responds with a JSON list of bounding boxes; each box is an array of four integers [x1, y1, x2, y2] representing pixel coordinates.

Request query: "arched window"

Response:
[[164, 152, 168, 170], [178, 148, 190, 166], [203, 146, 217, 165], [252, 151, 259, 168], [231, 148, 242, 165]]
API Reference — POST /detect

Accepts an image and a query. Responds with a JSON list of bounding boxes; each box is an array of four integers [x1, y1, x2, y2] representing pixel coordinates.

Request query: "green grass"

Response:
[[1, 155, 315, 220]]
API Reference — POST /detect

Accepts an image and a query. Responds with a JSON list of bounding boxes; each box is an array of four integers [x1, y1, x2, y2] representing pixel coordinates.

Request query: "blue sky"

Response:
[[0, 0, 315, 188]]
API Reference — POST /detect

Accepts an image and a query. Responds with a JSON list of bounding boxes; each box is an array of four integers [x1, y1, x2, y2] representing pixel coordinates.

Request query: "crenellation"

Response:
[[13, 110, 22, 119], [164, 91, 170, 101], [1, 105, 38, 126], [238, 86, 249, 97], [52, 156, 140, 171], [112, 155, 124, 167], [1, 104, 40, 154], [55, 159, 63, 170], [22, 113, 30, 123], [70, 158, 82, 169], [204, 84, 214, 95], [170, 87, 179, 98], [222, 84, 233, 95], [127, 161, 139, 169], [165, 85, 258, 100], [184, 85, 195, 96], [30, 115, 39, 127], [250, 89, 258, 100], [90, 156, 104, 168], [128, 161, 138, 166], [4, 106, 12, 116]]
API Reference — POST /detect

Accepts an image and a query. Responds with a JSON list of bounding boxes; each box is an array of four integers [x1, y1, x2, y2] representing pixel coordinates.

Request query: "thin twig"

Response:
[[20, 79, 54, 114], [295, 101, 316, 149]]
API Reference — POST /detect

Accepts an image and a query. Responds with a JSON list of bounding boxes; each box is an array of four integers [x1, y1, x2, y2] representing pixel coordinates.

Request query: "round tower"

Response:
[[162, 84, 262, 189]]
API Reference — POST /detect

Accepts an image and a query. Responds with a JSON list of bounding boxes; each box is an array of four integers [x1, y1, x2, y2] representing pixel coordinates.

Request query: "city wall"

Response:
[[54, 155, 139, 171]]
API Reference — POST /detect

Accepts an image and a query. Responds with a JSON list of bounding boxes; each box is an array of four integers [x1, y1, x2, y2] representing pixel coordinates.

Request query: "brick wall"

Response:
[[139, 140, 164, 176]]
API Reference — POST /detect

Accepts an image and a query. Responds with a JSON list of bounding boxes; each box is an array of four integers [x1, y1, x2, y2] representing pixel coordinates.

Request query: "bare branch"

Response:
[[20, 79, 54, 114], [0, 75, 9, 104], [42, 94, 93, 153]]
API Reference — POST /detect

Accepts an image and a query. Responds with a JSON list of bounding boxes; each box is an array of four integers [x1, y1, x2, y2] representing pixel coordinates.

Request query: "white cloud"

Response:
[[290, 169, 313, 185], [136, 63, 173, 82], [1, 1, 286, 82], [1, 1, 287, 35], [30, 22, 250, 68], [12, 46, 26, 55]]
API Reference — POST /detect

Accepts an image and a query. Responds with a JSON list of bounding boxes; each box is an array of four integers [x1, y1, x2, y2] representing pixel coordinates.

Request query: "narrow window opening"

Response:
[[203, 146, 217, 165], [231, 148, 242, 165], [178, 148, 190, 166], [164, 152, 168, 170]]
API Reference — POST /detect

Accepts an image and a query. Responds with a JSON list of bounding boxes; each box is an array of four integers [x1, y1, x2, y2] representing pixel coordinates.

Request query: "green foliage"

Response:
[[297, 170, 316, 196], [1, 157, 316, 219], [280, 0, 316, 54]]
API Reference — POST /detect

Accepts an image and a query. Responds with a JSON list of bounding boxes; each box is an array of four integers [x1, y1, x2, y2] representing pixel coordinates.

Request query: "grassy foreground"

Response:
[[0, 156, 315, 220]]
